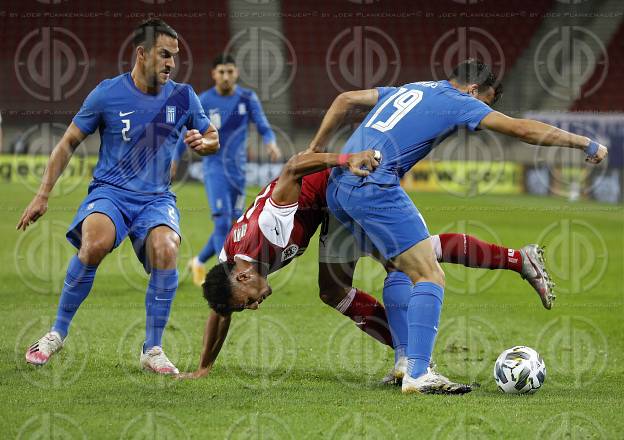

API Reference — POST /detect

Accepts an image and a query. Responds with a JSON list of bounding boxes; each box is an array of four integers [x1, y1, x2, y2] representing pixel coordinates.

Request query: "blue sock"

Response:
[[383, 271, 412, 363], [52, 255, 98, 339], [198, 214, 231, 263], [407, 282, 444, 379], [144, 268, 178, 351], [197, 235, 216, 263]]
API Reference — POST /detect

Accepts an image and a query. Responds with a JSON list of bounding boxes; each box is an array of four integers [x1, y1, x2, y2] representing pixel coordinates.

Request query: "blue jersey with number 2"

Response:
[[72, 73, 210, 194], [335, 80, 493, 186]]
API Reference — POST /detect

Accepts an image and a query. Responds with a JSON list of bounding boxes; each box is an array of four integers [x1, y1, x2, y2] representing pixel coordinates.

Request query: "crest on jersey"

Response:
[[166, 106, 176, 124], [238, 103, 246, 115], [281, 244, 299, 262]]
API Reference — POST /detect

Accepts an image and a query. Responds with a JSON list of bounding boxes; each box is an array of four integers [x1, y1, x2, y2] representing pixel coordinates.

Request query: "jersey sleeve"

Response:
[[257, 198, 298, 248], [248, 91, 276, 145], [376, 86, 398, 102], [185, 87, 210, 134], [72, 83, 104, 135], [458, 96, 493, 131]]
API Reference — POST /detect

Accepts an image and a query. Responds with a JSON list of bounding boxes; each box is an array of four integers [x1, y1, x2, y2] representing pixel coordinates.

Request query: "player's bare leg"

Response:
[[140, 226, 181, 375], [392, 238, 471, 395], [26, 213, 115, 365]]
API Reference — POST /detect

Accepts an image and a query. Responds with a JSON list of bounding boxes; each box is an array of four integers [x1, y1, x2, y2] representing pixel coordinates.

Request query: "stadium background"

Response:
[[1, 0, 622, 202], [1, 1, 623, 439]]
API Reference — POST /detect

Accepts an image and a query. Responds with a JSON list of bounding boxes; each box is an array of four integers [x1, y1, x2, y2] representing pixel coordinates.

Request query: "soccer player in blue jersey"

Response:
[[173, 53, 282, 286], [17, 19, 219, 374], [310, 59, 608, 394]]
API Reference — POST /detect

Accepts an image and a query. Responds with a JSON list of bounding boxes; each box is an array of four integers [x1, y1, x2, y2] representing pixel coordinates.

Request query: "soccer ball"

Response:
[[493, 346, 546, 394]]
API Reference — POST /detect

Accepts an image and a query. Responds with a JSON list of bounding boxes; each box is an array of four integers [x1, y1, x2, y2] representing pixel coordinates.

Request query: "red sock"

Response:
[[438, 233, 523, 273], [339, 289, 393, 347]]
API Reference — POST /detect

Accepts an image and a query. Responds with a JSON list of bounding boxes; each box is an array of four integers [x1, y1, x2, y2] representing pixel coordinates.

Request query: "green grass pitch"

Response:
[[1, 180, 622, 439]]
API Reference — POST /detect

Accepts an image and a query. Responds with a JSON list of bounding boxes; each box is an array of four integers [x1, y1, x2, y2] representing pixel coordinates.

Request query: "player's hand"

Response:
[[185, 129, 219, 156], [266, 143, 282, 162], [175, 368, 210, 380], [16, 194, 48, 231], [586, 144, 608, 165], [347, 149, 381, 177]]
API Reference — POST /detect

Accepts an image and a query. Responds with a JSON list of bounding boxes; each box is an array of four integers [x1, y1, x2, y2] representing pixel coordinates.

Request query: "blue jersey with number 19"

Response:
[[334, 80, 493, 186], [72, 73, 210, 194]]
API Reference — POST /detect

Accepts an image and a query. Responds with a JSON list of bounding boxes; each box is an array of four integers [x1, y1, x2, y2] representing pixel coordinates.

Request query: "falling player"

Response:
[[177, 156, 555, 380], [17, 19, 218, 374], [315, 59, 607, 394], [174, 53, 282, 286]]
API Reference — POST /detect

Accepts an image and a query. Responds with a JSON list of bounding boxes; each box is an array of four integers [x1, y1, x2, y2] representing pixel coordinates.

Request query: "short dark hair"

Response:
[[203, 262, 236, 314], [212, 53, 236, 68], [133, 18, 178, 50], [449, 58, 503, 105]]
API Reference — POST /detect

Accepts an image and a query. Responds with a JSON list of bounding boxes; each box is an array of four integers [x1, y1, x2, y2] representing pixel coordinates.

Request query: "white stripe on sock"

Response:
[[335, 288, 356, 314]]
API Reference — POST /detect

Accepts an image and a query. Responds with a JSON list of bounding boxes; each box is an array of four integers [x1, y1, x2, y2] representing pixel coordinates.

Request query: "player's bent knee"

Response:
[[319, 288, 347, 307], [78, 239, 112, 265], [148, 230, 180, 269]]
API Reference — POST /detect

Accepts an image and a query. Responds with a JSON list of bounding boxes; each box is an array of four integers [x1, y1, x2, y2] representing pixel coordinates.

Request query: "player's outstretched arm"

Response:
[[272, 150, 381, 205], [308, 89, 379, 153], [16, 123, 87, 231], [176, 310, 231, 379], [479, 111, 608, 164], [184, 123, 219, 156]]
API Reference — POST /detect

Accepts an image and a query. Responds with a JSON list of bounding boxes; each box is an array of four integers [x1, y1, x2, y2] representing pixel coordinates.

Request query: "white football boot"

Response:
[[140, 346, 179, 375], [381, 356, 407, 385], [520, 244, 556, 310], [25, 331, 63, 366], [402, 366, 472, 395]]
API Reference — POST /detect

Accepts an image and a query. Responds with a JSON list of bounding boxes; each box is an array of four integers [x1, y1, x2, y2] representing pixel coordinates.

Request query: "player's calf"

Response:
[[322, 287, 393, 347]]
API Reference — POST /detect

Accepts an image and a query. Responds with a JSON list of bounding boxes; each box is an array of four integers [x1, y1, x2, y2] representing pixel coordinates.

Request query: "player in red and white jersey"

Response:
[[218, 168, 330, 277], [173, 150, 381, 379]]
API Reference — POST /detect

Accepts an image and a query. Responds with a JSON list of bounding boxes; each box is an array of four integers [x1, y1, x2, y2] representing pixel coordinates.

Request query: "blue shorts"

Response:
[[203, 162, 246, 220], [326, 180, 429, 260], [66, 182, 181, 272]]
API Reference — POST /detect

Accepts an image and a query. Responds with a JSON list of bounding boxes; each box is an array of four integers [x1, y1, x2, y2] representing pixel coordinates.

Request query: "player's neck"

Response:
[[130, 68, 162, 96], [216, 84, 237, 96], [448, 79, 469, 94]]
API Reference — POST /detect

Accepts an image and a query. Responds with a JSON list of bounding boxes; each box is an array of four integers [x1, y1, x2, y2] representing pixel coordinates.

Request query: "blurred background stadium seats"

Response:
[[0, 0, 622, 202]]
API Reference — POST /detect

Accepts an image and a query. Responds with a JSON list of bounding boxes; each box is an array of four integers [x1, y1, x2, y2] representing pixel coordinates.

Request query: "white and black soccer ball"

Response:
[[493, 346, 546, 394]]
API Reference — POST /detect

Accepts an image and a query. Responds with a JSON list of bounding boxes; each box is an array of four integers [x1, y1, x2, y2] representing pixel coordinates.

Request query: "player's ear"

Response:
[[467, 84, 479, 97], [235, 271, 251, 282], [136, 46, 146, 62]]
